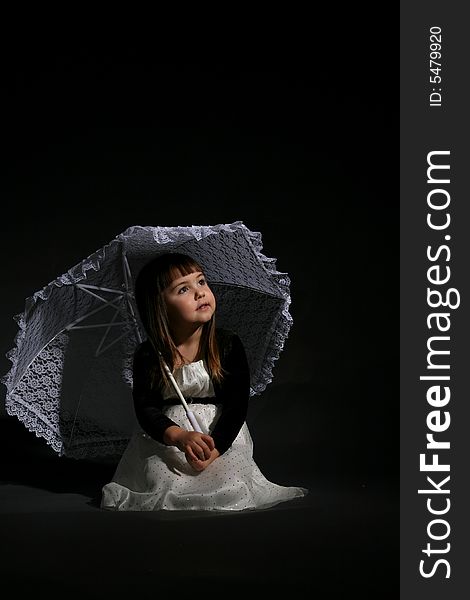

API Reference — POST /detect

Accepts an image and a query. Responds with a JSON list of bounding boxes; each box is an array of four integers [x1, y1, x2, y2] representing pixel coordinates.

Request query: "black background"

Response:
[[1, 13, 398, 598]]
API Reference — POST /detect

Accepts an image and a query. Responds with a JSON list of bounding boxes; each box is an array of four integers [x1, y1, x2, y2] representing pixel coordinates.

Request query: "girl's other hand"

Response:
[[187, 447, 220, 472]]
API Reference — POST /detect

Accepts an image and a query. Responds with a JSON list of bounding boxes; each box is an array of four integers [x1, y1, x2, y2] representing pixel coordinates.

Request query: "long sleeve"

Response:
[[211, 332, 250, 455], [132, 343, 179, 443]]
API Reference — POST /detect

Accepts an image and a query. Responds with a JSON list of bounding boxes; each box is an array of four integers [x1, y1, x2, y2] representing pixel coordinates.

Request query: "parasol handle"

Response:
[[162, 360, 205, 434], [186, 410, 204, 434]]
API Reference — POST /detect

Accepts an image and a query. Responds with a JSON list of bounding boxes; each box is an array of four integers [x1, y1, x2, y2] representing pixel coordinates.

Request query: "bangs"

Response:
[[135, 252, 206, 299], [160, 255, 205, 289]]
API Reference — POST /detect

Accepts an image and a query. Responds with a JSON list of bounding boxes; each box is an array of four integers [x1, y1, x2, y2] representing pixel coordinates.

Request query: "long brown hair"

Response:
[[134, 252, 223, 390]]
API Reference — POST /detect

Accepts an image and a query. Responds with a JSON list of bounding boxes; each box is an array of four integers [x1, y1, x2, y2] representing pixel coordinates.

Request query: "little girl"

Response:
[[101, 252, 308, 511]]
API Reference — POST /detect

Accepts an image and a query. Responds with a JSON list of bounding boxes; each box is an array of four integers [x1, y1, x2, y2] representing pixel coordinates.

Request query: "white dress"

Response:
[[100, 360, 308, 511]]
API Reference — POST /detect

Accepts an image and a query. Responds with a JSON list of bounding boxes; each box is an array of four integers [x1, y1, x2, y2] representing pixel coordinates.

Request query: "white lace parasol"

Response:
[[2, 222, 292, 459]]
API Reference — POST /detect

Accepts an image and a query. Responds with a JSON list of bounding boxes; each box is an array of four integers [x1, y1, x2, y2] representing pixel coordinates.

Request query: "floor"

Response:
[[0, 416, 398, 598]]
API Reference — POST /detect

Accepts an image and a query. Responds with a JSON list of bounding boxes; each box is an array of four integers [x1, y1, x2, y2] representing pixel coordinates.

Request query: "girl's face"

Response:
[[162, 270, 216, 329]]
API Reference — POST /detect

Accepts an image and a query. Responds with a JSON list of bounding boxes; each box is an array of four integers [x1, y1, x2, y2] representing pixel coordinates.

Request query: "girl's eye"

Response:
[[198, 278, 206, 286], [178, 286, 188, 294]]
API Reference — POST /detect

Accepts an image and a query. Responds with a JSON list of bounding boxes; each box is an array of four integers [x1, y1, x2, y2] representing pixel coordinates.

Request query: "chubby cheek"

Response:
[[166, 299, 188, 321], [178, 298, 201, 322]]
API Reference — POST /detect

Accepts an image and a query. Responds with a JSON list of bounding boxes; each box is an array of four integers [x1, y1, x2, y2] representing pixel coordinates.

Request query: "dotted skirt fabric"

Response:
[[100, 403, 308, 512]]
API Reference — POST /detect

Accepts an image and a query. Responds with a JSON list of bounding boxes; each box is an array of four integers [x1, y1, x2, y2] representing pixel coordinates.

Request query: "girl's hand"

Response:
[[164, 426, 214, 461]]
